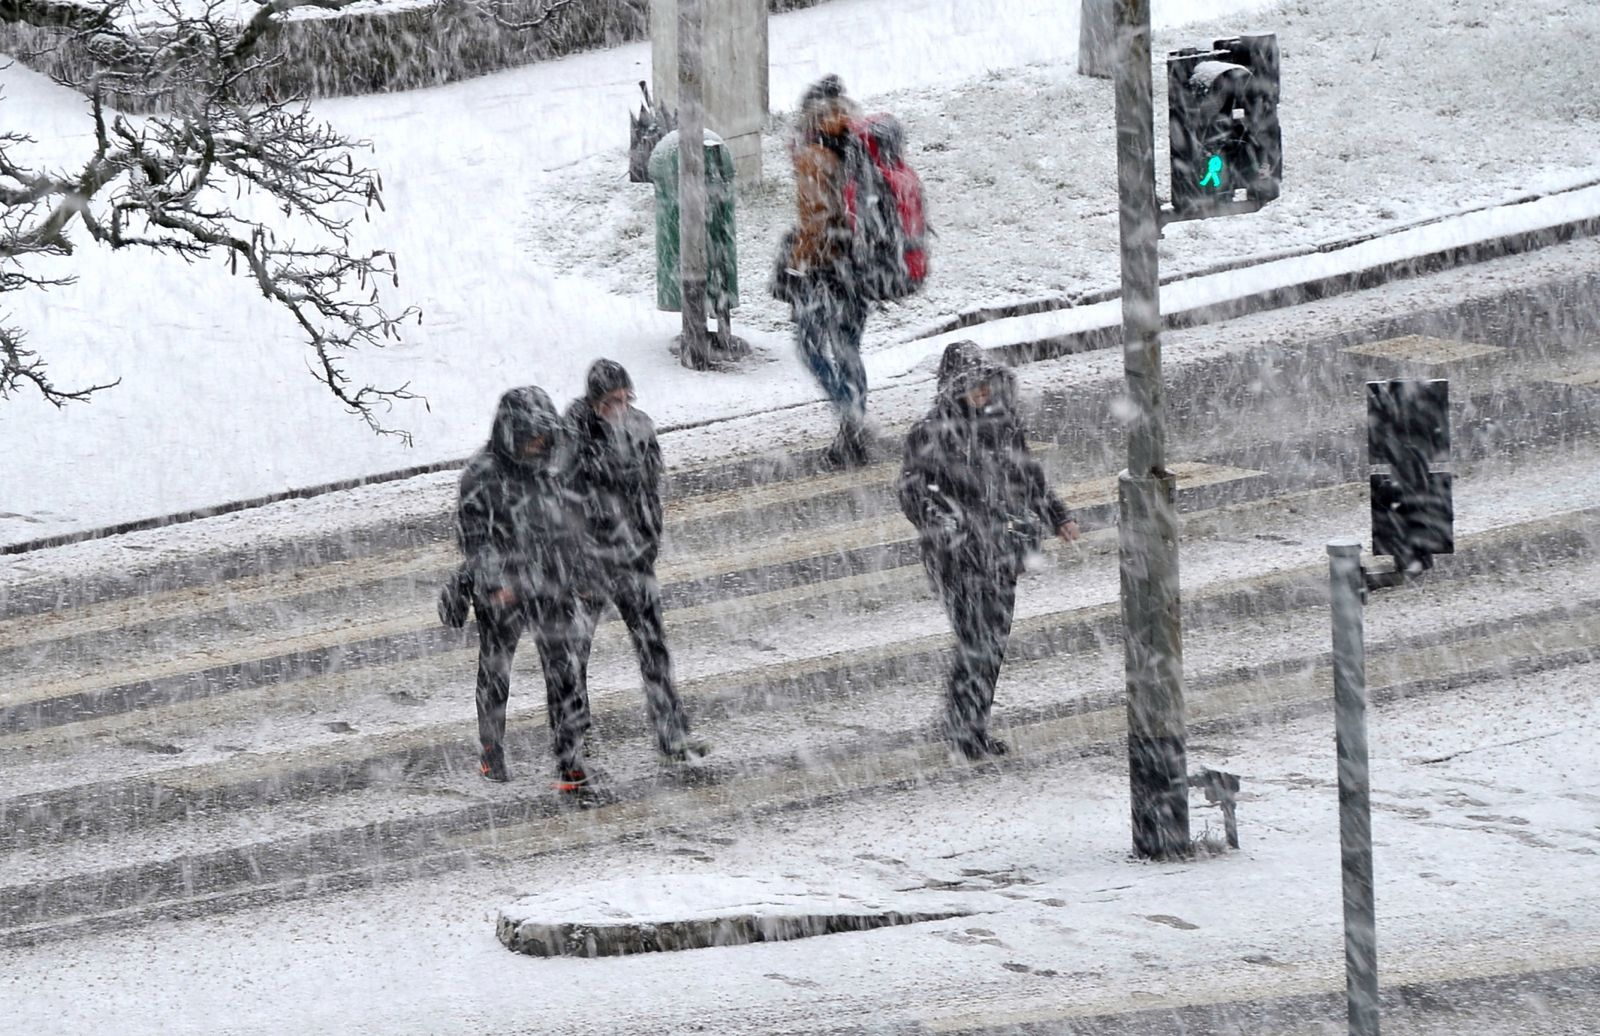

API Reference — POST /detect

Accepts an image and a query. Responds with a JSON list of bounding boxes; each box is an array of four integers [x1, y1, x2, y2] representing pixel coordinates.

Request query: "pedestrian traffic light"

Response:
[[1167, 32, 1281, 220], [1368, 379, 1453, 573]]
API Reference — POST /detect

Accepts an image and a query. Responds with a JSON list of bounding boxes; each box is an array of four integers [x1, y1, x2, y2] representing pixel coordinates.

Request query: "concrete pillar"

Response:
[[1079, 0, 1116, 79], [651, 0, 767, 184]]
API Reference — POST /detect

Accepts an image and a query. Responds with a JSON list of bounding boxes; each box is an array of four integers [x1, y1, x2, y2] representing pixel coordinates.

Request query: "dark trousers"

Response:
[[935, 562, 1020, 748], [475, 596, 587, 771], [574, 562, 690, 753], [794, 277, 869, 436]]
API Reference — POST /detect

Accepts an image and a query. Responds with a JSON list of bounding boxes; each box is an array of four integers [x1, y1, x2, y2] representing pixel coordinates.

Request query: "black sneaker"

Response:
[[480, 742, 509, 783], [820, 442, 854, 470], [554, 767, 592, 793], [844, 426, 872, 466], [821, 425, 871, 470], [956, 735, 1009, 761], [660, 737, 711, 763]]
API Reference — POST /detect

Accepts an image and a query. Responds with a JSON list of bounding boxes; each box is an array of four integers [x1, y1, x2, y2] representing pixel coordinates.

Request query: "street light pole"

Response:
[[1329, 539, 1382, 1036], [1113, 0, 1189, 859], [677, 0, 711, 369]]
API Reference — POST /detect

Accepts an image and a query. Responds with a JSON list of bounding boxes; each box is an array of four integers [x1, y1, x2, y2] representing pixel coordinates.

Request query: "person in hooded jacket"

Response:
[[784, 74, 873, 469], [898, 342, 1081, 760], [455, 385, 594, 787], [564, 360, 704, 761]]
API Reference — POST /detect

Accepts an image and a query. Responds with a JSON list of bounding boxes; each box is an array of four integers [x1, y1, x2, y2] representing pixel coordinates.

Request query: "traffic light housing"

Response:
[[1368, 379, 1454, 573], [1168, 32, 1281, 220]]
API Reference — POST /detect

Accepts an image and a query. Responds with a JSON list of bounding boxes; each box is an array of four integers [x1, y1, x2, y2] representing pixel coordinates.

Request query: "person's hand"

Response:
[[1057, 520, 1080, 544], [490, 588, 517, 607]]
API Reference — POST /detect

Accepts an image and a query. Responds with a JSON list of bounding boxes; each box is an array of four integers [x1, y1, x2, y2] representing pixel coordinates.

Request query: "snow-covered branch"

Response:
[[0, 3, 421, 438], [228, 0, 371, 72], [474, 0, 580, 34]]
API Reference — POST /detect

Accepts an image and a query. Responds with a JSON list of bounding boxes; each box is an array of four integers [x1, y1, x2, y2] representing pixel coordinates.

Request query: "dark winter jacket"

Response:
[[898, 355, 1071, 579], [564, 395, 666, 570], [455, 386, 593, 609]]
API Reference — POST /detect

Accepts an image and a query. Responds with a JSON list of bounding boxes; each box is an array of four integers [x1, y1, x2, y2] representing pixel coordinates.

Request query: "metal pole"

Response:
[[1328, 538, 1380, 1036], [1079, 0, 1116, 79], [677, 0, 711, 369], [1114, 0, 1188, 860]]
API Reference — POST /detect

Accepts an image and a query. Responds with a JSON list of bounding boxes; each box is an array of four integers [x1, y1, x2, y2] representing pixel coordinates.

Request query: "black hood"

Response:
[[585, 358, 633, 403], [936, 340, 986, 396], [489, 385, 566, 470], [937, 356, 1018, 420]]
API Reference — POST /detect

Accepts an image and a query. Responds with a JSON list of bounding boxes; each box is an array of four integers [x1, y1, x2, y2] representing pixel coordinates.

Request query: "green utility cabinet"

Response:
[[648, 129, 738, 312]]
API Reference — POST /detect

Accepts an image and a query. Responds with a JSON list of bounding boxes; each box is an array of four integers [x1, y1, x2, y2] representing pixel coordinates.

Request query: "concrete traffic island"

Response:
[[496, 874, 982, 958]]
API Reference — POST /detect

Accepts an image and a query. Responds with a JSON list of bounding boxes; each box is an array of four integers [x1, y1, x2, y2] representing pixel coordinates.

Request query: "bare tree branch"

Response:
[[227, 0, 370, 73], [1, 318, 122, 405], [475, 0, 580, 34], [0, 0, 422, 439]]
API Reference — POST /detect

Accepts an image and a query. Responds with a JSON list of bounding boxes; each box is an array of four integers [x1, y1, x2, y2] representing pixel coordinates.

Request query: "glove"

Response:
[[437, 568, 472, 628], [768, 228, 804, 304]]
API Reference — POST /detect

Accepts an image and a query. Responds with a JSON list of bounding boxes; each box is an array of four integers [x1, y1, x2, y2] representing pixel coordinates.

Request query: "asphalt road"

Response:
[[953, 962, 1600, 1035]]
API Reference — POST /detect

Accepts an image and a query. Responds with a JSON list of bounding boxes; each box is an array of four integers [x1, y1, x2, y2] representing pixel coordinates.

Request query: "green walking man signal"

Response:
[[1166, 32, 1281, 221]]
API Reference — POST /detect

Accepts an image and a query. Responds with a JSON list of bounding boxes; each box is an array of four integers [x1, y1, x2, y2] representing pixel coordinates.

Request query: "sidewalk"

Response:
[[2, 0, 1598, 548]]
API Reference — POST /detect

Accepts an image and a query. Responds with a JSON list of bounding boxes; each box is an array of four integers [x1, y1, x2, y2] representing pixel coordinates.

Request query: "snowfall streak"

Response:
[[0, 460, 1595, 807], [0, 434, 1062, 637], [0, 489, 1346, 855], [8, 344, 1598, 659], [0, 457, 1254, 660], [3, 492, 1596, 807], [4, 575, 1600, 947], [0, 462, 1264, 724], [3, 481, 1386, 855], [8, 299, 1596, 634], [14, 352, 1600, 729], [5, 302, 1600, 949]]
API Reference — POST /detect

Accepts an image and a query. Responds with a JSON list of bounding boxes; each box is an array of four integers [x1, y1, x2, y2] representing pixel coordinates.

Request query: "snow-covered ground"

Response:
[[3, 0, 1598, 547], [7, 660, 1598, 1034], [3, 224, 1597, 1030]]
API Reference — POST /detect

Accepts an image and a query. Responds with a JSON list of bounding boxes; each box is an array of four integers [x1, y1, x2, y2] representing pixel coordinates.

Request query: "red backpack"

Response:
[[840, 113, 929, 301]]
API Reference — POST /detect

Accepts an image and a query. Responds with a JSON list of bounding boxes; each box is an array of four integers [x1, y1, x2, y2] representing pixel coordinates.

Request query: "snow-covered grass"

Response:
[[533, 0, 1600, 348], [3, 0, 1598, 549]]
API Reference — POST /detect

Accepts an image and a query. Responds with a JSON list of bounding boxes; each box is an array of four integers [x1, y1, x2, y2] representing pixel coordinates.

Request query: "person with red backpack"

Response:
[[775, 75, 930, 469], [780, 75, 871, 467]]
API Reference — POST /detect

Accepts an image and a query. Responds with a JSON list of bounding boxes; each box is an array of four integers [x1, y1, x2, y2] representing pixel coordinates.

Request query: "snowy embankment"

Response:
[[2, 0, 1598, 548]]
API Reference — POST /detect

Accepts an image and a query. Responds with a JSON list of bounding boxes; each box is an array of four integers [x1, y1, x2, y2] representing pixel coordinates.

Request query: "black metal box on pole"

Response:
[[1367, 378, 1454, 574]]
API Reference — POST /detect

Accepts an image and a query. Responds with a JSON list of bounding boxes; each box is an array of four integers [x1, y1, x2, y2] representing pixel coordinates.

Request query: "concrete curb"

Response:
[[496, 907, 969, 958], [999, 207, 1600, 367], [915, 177, 1600, 341]]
